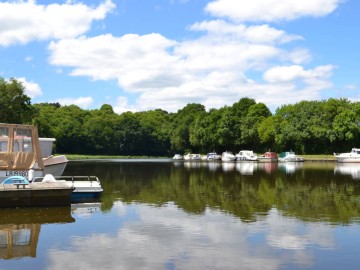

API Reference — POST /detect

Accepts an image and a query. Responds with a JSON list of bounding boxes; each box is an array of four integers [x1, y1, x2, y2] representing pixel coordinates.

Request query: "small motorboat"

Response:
[[278, 151, 304, 162], [32, 174, 103, 202], [221, 151, 236, 161], [334, 148, 360, 163], [235, 150, 258, 161]]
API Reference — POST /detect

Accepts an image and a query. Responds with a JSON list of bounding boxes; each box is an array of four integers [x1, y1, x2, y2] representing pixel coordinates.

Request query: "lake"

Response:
[[1, 159, 360, 270]]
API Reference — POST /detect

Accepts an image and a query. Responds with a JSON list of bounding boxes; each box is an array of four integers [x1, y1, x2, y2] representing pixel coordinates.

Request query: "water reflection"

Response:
[[0, 207, 74, 260], [278, 162, 304, 174], [2, 160, 360, 269], [236, 162, 257, 175], [64, 160, 360, 225], [45, 203, 342, 270], [334, 163, 360, 179]]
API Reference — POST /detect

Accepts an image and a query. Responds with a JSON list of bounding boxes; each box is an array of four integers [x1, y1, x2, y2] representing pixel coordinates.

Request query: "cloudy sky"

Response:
[[0, 0, 359, 113]]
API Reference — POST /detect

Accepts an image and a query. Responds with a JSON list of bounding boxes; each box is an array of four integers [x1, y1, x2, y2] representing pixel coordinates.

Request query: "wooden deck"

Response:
[[0, 182, 73, 208]]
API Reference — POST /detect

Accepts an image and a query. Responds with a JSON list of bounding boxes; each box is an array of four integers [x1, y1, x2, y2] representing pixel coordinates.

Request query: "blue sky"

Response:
[[0, 0, 359, 113]]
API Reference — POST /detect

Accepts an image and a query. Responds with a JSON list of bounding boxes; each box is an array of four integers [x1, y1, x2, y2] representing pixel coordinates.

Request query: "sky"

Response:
[[0, 0, 359, 114]]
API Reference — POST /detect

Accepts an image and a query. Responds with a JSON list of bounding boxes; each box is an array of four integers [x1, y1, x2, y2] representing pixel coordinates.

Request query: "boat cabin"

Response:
[[0, 123, 44, 181]]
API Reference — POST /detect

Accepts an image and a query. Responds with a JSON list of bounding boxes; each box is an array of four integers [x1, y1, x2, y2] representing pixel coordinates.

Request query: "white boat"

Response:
[[235, 150, 258, 161], [172, 154, 183, 160], [39, 138, 68, 176], [32, 174, 103, 202], [184, 153, 201, 160], [206, 152, 221, 160], [334, 148, 360, 163], [278, 151, 304, 162], [221, 151, 236, 161]]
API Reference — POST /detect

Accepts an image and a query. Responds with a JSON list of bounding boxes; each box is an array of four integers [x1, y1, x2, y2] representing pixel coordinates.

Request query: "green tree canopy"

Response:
[[0, 77, 35, 124]]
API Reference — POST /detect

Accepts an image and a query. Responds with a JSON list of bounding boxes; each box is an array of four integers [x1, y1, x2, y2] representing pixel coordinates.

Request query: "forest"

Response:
[[1, 77, 360, 156]]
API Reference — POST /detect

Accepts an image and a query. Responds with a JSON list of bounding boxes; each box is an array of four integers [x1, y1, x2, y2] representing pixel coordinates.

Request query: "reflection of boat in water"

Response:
[[206, 161, 222, 171], [0, 207, 74, 259], [71, 202, 101, 216], [278, 151, 304, 162], [184, 161, 202, 169], [278, 162, 304, 174], [257, 162, 278, 174], [334, 163, 360, 179], [236, 162, 257, 175], [222, 161, 235, 171], [334, 148, 360, 163]]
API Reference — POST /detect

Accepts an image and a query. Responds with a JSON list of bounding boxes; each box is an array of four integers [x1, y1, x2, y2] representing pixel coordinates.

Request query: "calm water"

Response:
[[1, 159, 360, 270]]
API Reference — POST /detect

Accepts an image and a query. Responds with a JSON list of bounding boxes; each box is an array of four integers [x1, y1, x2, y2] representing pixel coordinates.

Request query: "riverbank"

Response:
[[64, 154, 336, 161]]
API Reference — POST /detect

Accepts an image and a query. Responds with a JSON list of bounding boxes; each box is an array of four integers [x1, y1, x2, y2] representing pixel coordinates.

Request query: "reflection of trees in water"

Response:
[[64, 161, 360, 224]]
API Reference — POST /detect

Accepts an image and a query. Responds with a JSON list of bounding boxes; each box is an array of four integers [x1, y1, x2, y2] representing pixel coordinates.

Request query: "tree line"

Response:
[[1, 77, 360, 156]]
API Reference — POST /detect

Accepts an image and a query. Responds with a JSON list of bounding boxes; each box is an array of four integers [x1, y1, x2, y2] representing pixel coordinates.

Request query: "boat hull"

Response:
[[335, 156, 360, 163], [43, 155, 68, 176]]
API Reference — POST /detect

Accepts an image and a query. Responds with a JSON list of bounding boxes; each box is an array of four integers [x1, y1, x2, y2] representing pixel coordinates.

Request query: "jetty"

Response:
[[0, 182, 73, 207]]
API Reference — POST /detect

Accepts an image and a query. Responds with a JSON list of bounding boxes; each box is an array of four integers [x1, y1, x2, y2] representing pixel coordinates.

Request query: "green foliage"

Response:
[[0, 77, 35, 124], [10, 91, 360, 156]]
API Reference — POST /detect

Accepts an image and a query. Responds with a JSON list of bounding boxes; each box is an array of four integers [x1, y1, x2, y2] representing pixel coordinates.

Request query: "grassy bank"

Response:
[[64, 154, 167, 160], [64, 154, 336, 161]]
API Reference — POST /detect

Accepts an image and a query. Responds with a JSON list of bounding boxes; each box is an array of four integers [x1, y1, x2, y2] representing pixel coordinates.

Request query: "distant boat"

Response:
[[184, 153, 201, 160], [173, 154, 183, 160], [258, 151, 278, 162], [235, 150, 258, 161], [334, 148, 360, 163], [206, 152, 221, 160], [221, 151, 236, 161], [278, 151, 304, 162]]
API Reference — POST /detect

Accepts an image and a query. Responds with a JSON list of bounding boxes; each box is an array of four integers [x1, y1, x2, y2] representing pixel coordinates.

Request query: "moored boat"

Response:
[[173, 154, 183, 160], [334, 148, 360, 163], [39, 138, 68, 176], [235, 150, 258, 161], [278, 151, 304, 162], [221, 151, 236, 161], [0, 123, 45, 182], [184, 153, 201, 160], [32, 174, 103, 202], [258, 151, 278, 162], [206, 152, 221, 160]]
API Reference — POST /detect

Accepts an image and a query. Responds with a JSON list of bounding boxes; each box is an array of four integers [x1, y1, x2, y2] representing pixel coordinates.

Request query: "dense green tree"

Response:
[[240, 103, 272, 150], [170, 103, 206, 152], [0, 78, 35, 124], [137, 109, 171, 156]]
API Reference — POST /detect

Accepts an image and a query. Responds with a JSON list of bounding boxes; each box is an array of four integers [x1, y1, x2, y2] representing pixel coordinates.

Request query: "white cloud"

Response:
[[56, 97, 94, 109], [0, 0, 115, 46], [43, 0, 340, 113], [205, 0, 343, 22], [16, 77, 43, 98], [46, 203, 337, 270], [113, 96, 138, 114]]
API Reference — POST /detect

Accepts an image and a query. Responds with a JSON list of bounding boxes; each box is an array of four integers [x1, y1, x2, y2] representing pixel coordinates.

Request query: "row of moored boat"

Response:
[[173, 150, 304, 162]]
